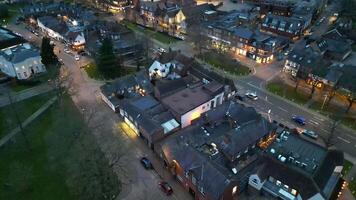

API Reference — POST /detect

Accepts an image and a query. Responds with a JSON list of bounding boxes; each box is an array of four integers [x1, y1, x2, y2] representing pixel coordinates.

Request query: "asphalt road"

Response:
[[7, 23, 192, 200], [235, 72, 356, 158]]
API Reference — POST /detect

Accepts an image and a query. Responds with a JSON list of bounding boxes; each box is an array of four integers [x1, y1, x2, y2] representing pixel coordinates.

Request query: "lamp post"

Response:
[[321, 94, 328, 110]]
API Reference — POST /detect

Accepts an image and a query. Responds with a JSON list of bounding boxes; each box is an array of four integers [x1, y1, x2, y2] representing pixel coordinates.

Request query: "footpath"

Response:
[[0, 84, 53, 108]]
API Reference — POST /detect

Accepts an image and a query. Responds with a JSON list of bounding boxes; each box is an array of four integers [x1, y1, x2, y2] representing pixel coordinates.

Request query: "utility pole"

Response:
[[7, 91, 30, 150]]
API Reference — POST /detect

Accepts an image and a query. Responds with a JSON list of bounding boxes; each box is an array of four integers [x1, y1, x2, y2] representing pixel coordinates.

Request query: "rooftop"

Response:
[[161, 81, 223, 115], [0, 43, 40, 63], [0, 27, 26, 50], [267, 130, 327, 175]]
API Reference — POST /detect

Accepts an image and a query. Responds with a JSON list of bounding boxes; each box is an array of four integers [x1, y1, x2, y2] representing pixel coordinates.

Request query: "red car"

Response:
[[158, 181, 173, 195]]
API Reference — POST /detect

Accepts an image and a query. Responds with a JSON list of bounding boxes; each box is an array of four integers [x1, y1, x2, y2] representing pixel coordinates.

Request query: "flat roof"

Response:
[[267, 130, 327, 175], [160, 82, 215, 115]]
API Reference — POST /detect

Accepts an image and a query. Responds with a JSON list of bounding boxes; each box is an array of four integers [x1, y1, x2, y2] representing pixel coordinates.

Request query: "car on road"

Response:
[[302, 129, 318, 139], [235, 94, 245, 101], [158, 181, 173, 195], [245, 92, 258, 100], [157, 47, 166, 53], [64, 48, 70, 54], [140, 157, 153, 169], [292, 116, 306, 125], [74, 55, 80, 61]]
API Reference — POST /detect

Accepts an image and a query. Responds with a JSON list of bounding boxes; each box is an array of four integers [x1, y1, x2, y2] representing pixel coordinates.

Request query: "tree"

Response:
[[40, 37, 58, 66], [188, 25, 207, 56], [337, 65, 356, 113], [0, 6, 9, 20], [294, 67, 307, 91], [96, 38, 121, 79]]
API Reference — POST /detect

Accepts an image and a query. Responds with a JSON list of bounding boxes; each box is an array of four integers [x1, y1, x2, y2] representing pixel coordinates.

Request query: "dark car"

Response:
[[158, 181, 173, 195], [235, 94, 245, 101], [140, 157, 153, 169], [302, 130, 318, 139], [292, 116, 306, 125]]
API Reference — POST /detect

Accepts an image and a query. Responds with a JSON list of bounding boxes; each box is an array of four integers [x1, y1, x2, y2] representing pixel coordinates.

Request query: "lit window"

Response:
[[232, 186, 238, 195], [291, 189, 297, 196], [276, 180, 282, 186]]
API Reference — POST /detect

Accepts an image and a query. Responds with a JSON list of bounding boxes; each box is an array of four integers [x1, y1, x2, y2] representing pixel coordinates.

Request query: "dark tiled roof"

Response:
[[0, 27, 26, 49]]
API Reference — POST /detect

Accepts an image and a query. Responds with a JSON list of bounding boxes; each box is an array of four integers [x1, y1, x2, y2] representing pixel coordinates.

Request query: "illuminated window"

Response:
[[276, 180, 282, 186], [232, 186, 238, 195], [291, 189, 297, 196]]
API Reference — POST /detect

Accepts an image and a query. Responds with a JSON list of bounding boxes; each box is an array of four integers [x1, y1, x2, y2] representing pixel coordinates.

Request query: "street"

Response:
[[5, 23, 192, 200], [4, 5, 356, 198]]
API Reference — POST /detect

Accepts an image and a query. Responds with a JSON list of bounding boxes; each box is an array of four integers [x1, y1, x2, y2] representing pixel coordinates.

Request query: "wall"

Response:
[[13, 56, 46, 79], [180, 92, 223, 128]]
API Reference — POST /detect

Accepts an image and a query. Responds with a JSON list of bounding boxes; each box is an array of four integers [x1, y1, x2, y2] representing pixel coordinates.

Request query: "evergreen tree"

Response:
[[97, 38, 121, 79], [0, 6, 9, 20], [40, 37, 58, 66]]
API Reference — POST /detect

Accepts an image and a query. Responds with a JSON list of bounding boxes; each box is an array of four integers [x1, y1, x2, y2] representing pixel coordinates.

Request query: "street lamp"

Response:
[[321, 94, 328, 110]]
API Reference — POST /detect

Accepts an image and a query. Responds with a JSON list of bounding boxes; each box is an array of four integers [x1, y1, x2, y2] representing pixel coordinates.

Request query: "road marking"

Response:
[[309, 120, 320, 125], [321, 128, 328, 133], [278, 106, 288, 112], [345, 134, 356, 140], [337, 136, 351, 144]]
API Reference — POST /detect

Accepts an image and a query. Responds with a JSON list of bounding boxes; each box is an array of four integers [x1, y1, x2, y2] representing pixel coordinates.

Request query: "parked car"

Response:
[[158, 181, 173, 195], [140, 157, 153, 169], [158, 47, 166, 53], [235, 94, 245, 101], [74, 55, 80, 61], [302, 130, 318, 139], [245, 92, 258, 100], [292, 116, 306, 125], [64, 48, 70, 54]]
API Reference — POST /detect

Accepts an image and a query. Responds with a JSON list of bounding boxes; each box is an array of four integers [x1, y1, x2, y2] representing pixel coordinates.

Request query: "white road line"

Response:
[[278, 106, 288, 112], [309, 120, 320, 125], [345, 134, 356, 140], [337, 136, 351, 144]]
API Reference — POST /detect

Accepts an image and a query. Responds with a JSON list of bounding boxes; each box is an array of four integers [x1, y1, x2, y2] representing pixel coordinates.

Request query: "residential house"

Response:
[[312, 29, 353, 61], [37, 16, 86, 51], [0, 43, 46, 80], [0, 27, 45, 80], [100, 70, 153, 112], [157, 101, 278, 200], [261, 13, 311, 39], [203, 15, 288, 63], [85, 21, 142, 58], [249, 129, 344, 200], [128, 1, 186, 38]]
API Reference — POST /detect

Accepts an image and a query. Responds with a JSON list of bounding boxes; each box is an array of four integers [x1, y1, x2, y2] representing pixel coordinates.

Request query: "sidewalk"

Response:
[[0, 83, 53, 108], [0, 96, 57, 147]]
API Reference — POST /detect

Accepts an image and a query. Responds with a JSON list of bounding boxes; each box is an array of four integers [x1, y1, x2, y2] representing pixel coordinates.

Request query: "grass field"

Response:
[[267, 82, 310, 105], [84, 62, 137, 80], [122, 20, 178, 44], [0, 92, 54, 138], [0, 95, 120, 200], [199, 51, 250, 76]]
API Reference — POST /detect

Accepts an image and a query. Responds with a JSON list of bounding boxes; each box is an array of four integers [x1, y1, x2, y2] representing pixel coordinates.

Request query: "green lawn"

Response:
[[350, 179, 356, 198], [84, 62, 137, 80], [122, 20, 178, 44], [267, 82, 309, 105], [8, 81, 40, 92], [0, 95, 121, 200], [342, 160, 354, 177], [0, 92, 54, 138], [198, 51, 250, 76]]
